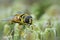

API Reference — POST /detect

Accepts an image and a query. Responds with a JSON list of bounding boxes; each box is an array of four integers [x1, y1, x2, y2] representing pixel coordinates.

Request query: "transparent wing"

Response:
[[16, 10, 30, 15], [17, 11, 24, 14], [1, 16, 15, 21]]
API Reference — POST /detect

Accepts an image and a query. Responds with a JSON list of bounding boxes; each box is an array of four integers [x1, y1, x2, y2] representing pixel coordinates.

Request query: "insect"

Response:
[[2, 11, 32, 25], [2, 11, 33, 38]]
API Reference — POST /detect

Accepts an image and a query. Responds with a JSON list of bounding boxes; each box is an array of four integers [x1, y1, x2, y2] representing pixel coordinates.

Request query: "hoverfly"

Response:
[[2, 11, 33, 38], [2, 11, 32, 25]]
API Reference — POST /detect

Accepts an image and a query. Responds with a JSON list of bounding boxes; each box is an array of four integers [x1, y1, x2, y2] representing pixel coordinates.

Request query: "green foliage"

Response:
[[0, 0, 60, 40]]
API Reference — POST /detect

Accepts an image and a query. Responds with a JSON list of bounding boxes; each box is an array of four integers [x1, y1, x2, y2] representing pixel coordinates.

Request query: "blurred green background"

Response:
[[0, 0, 60, 40]]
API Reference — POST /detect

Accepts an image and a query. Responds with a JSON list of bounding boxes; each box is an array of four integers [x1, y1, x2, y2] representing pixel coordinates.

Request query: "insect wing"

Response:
[[1, 16, 15, 21]]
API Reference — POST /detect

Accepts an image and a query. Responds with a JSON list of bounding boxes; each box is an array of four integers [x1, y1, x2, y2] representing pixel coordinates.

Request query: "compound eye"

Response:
[[24, 16, 32, 24]]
